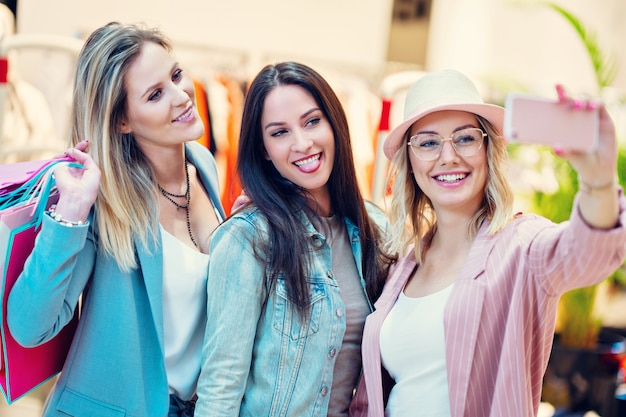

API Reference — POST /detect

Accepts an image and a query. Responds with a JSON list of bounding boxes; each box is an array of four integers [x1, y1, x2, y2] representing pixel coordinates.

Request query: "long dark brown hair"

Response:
[[237, 61, 395, 314]]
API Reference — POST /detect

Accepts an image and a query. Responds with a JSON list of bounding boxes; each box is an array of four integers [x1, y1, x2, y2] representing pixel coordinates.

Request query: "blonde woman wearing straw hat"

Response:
[[349, 69, 626, 417]]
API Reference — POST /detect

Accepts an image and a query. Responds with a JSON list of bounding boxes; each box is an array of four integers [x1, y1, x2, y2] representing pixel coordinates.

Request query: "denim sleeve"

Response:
[[195, 215, 266, 416]]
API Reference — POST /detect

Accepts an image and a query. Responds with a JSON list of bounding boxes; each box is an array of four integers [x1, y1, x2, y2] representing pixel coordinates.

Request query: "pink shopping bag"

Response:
[[0, 193, 78, 404], [0, 156, 72, 196]]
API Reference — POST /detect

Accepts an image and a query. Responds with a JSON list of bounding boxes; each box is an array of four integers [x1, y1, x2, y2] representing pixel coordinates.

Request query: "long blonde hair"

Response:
[[386, 115, 514, 262], [71, 22, 172, 271]]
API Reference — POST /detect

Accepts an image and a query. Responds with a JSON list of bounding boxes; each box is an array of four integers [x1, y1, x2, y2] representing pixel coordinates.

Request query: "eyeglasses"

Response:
[[407, 127, 487, 161]]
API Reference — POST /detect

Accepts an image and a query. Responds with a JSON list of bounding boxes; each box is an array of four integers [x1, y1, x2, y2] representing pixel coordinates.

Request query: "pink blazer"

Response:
[[350, 193, 626, 417]]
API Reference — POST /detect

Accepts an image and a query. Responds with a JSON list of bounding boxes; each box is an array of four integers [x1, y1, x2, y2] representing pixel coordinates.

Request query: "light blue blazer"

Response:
[[8, 142, 225, 417]]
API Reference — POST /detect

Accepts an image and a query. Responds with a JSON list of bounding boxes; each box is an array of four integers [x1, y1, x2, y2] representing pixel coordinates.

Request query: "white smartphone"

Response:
[[503, 93, 599, 151]]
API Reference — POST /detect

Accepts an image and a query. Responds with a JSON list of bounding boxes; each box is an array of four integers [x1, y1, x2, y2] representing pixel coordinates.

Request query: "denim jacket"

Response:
[[195, 202, 388, 417]]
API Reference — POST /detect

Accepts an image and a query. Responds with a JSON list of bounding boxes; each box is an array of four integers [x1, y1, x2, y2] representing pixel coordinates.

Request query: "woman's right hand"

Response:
[[51, 146, 101, 223], [231, 189, 251, 213]]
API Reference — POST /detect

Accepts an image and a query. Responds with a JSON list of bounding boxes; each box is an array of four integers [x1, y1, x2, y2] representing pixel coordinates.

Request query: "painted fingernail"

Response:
[[555, 84, 565, 99], [572, 100, 583, 109], [587, 101, 598, 110], [553, 147, 564, 157]]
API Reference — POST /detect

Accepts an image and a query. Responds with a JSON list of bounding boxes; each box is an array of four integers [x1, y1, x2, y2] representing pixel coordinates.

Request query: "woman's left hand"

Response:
[[553, 84, 617, 188], [554, 85, 620, 229]]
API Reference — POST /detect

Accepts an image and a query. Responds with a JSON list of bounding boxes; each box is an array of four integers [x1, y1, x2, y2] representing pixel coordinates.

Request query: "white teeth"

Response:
[[294, 154, 320, 166], [174, 107, 192, 122], [435, 173, 467, 182]]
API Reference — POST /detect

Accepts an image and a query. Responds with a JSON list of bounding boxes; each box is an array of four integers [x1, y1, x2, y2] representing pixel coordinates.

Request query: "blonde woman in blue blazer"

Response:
[[7, 22, 224, 417]]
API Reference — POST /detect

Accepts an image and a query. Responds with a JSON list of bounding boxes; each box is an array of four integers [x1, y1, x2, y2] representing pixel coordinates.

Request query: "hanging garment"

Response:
[[192, 78, 211, 151], [215, 74, 244, 215], [1, 78, 58, 164]]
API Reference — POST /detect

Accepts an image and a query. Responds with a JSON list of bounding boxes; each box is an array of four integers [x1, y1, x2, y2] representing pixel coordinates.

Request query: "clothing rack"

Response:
[[170, 40, 251, 214], [0, 33, 83, 162], [172, 39, 250, 82], [371, 70, 426, 205]]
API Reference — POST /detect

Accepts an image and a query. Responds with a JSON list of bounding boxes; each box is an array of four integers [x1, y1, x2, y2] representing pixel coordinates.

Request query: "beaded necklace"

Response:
[[157, 161, 198, 248]]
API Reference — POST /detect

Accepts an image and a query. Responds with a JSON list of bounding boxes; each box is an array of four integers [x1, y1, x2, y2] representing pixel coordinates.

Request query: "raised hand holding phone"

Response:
[[504, 89, 599, 151], [509, 84, 620, 230], [551, 85, 618, 189]]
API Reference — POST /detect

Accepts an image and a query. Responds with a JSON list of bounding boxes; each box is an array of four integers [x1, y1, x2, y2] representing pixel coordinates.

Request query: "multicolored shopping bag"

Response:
[[0, 158, 80, 403]]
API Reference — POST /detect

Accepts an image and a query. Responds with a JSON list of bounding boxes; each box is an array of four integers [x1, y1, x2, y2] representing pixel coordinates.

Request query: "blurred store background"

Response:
[[1, 0, 625, 416]]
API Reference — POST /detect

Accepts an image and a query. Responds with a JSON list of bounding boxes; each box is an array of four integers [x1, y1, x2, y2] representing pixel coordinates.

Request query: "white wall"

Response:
[[15, 0, 626, 93], [16, 0, 394, 78], [427, 0, 626, 97], [12, 0, 626, 141]]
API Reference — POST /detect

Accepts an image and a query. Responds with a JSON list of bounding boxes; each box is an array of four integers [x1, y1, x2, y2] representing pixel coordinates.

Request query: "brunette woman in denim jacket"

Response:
[[194, 62, 395, 417]]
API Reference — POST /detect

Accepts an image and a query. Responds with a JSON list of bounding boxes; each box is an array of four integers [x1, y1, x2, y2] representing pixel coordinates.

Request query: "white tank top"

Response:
[[379, 284, 454, 417], [161, 226, 210, 400]]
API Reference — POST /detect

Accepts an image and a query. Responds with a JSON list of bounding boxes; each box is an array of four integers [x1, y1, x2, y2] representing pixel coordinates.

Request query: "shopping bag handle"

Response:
[[0, 160, 83, 227], [26, 161, 83, 229], [0, 158, 74, 209]]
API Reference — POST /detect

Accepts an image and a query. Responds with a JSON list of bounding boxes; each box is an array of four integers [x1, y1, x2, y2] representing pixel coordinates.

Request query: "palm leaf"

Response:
[[543, 1, 618, 89]]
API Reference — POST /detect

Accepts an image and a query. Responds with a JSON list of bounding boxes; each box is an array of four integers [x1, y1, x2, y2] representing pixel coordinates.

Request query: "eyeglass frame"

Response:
[[406, 127, 488, 161]]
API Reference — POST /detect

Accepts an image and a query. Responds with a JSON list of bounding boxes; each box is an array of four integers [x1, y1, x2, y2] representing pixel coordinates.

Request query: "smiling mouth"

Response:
[[173, 107, 193, 122], [294, 153, 321, 167], [434, 173, 468, 182]]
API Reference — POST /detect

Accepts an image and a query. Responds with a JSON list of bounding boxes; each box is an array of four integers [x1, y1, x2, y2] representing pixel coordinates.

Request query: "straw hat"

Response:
[[383, 69, 505, 159]]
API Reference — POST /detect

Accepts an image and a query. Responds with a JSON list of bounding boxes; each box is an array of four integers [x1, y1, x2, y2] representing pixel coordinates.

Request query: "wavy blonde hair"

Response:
[[386, 116, 514, 262], [71, 22, 171, 271]]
